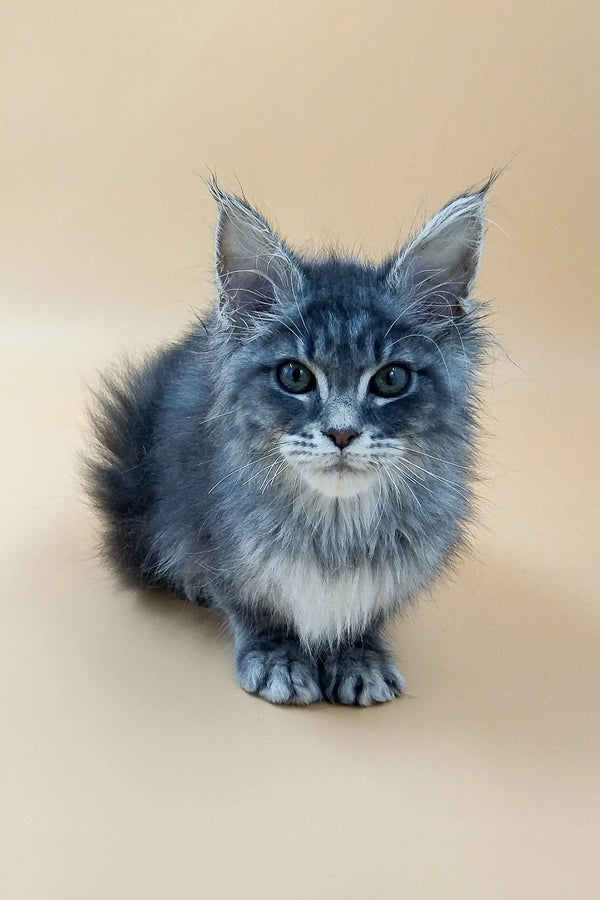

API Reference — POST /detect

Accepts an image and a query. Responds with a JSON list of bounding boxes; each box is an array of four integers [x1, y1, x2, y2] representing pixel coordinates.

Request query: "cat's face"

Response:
[[276, 347, 408, 499], [274, 293, 439, 499], [211, 184, 487, 500]]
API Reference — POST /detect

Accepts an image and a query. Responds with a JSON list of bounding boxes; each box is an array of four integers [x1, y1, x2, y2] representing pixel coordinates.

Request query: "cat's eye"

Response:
[[276, 360, 316, 394], [369, 364, 412, 398]]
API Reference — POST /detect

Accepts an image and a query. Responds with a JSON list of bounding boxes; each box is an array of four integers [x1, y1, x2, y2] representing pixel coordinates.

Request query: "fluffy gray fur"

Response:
[[86, 179, 492, 706]]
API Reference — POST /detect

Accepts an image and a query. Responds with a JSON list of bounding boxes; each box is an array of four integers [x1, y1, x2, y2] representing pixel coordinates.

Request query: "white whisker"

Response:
[[208, 450, 280, 494]]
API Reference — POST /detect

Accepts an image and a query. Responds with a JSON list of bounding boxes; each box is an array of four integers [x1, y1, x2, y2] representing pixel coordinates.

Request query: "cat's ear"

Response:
[[212, 183, 302, 327], [388, 186, 488, 319]]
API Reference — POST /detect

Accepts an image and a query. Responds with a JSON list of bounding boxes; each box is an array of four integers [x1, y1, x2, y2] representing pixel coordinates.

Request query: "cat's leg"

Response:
[[230, 611, 323, 706], [318, 625, 404, 706]]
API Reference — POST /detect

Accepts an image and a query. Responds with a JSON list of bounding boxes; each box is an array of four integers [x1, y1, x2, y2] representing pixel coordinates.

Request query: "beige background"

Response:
[[2, 1, 599, 897]]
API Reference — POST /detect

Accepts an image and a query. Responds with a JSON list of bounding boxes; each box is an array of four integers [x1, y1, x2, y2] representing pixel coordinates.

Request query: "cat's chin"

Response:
[[300, 467, 378, 499]]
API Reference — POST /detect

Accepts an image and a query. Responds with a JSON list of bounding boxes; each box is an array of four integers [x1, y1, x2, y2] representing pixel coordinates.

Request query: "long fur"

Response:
[[85, 181, 492, 705]]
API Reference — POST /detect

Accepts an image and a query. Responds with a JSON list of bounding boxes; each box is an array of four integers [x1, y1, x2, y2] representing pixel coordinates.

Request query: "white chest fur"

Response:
[[244, 553, 400, 645]]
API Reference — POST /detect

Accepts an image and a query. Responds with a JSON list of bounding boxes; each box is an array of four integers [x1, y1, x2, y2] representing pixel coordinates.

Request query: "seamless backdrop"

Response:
[[1, 2, 599, 898]]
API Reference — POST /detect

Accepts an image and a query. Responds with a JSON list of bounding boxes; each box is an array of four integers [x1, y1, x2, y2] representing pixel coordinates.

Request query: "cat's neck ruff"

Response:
[[237, 479, 416, 645], [291, 480, 383, 540]]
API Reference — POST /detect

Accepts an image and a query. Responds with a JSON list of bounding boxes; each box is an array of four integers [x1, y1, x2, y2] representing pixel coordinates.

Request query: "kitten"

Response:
[[86, 179, 492, 706]]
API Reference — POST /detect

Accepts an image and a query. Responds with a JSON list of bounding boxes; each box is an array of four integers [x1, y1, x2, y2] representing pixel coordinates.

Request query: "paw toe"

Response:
[[237, 647, 322, 705], [321, 653, 404, 707]]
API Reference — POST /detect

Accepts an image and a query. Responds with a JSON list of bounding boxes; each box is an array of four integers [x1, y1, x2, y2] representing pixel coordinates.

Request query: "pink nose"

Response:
[[323, 429, 360, 449]]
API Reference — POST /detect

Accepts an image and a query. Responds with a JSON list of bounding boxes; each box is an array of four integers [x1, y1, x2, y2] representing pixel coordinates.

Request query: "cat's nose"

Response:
[[323, 428, 360, 449]]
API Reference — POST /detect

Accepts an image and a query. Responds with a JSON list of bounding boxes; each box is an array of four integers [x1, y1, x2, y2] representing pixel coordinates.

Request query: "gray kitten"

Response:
[[87, 179, 491, 706]]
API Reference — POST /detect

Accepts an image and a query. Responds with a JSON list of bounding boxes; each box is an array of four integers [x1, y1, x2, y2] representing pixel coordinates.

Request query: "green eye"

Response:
[[369, 364, 412, 398], [276, 360, 316, 394]]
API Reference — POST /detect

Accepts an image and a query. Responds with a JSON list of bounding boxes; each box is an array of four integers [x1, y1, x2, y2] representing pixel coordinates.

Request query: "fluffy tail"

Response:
[[84, 353, 167, 587]]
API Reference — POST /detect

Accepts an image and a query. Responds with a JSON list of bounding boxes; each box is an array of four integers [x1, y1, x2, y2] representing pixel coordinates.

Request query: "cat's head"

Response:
[[210, 182, 490, 500]]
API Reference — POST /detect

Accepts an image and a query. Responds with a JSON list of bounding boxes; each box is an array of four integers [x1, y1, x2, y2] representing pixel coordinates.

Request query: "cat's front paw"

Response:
[[236, 640, 322, 706], [319, 646, 404, 706]]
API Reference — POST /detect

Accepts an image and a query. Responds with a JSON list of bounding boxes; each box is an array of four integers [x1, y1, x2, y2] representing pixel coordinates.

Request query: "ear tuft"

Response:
[[389, 181, 491, 319], [211, 182, 302, 328]]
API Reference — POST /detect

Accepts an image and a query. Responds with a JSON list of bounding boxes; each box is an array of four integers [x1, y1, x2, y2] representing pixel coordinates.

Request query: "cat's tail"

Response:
[[83, 353, 167, 588]]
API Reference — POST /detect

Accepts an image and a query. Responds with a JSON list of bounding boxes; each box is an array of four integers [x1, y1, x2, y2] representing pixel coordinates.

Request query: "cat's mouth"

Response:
[[299, 456, 379, 498], [323, 456, 358, 473], [278, 437, 380, 497]]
